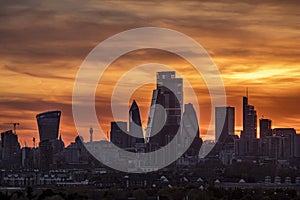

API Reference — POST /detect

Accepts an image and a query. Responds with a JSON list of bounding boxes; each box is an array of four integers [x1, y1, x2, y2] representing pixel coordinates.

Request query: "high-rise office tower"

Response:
[[215, 106, 235, 143], [241, 92, 257, 139], [110, 121, 129, 149], [36, 110, 61, 141], [259, 118, 272, 138], [207, 107, 235, 159], [273, 128, 296, 159], [156, 71, 183, 109], [1, 130, 21, 169], [39, 140, 53, 171], [235, 92, 258, 157], [129, 100, 144, 146], [181, 103, 202, 157], [36, 110, 64, 170], [146, 71, 183, 148], [182, 103, 200, 139]]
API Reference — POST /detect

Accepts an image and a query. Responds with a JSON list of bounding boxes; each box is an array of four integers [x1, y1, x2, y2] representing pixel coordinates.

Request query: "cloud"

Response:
[[0, 0, 299, 146]]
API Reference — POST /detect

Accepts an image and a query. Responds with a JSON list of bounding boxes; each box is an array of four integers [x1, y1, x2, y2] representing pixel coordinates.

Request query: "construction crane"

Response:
[[4, 122, 20, 134]]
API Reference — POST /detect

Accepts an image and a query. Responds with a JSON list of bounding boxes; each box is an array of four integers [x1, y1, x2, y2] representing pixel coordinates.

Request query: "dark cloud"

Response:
[[4, 65, 74, 81]]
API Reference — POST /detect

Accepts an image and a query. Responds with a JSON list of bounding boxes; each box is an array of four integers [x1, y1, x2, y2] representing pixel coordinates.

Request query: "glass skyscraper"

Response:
[[215, 106, 235, 143], [36, 110, 61, 142], [146, 71, 183, 148], [242, 95, 257, 139]]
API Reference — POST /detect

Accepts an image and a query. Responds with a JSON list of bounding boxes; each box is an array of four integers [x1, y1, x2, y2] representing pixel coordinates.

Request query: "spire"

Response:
[[246, 87, 248, 98], [130, 99, 138, 111]]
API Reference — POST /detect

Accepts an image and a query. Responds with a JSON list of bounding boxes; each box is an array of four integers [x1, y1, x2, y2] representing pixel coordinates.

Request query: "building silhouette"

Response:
[[273, 128, 296, 159], [156, 71, 183, 109], [146, 71, 182, 148], [215, 106, 235, 143], [259, 128, 300, 161], [36, 110, 64, 170], [129, 100, 144, 146], [110, 121, 129, 149], [64, 136, 82, 164], [234, 92, 259, 158], [207, 106, 236, 162], [259, 118, 272, 138], [181, 103, 202, 158], [241, 93, 257, 139], [1, 130, 21, 169], [39, 140, 53, 171], [21, 147, 36, 170], [36, 111, 61, 141]]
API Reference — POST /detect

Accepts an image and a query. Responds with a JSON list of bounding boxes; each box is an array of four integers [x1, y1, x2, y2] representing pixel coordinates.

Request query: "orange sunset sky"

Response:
[[0, 0, 299, 146]]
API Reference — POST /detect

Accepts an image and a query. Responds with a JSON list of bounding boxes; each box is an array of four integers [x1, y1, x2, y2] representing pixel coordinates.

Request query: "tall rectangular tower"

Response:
[[146, 71, 183, 147], [110, 121, 129, 149], [1, 130, 21, 169], [259, 118, 272, 138], [156, 71, 183, 110], [242, 95, 257, 139], [215, 106, 235, 143]]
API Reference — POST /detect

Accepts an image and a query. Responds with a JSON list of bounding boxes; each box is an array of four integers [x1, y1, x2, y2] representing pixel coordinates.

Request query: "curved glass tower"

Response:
[[36, 110, 61, 142]]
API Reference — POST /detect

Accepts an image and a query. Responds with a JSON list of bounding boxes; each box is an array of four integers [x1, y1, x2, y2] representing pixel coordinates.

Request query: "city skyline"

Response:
[[1, 84, 299, 172], [1, 0, 300, 146], [1, 68, 300, 146], [1, 84, 299, 147]]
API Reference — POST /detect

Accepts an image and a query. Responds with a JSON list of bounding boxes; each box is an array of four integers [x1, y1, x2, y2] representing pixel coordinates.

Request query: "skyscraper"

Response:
[[1, 130, 21, 169], [259, 118, 272, 138], [129, 100, 144, 146], [241, 93, 257, 139], [36, 110, 64, 170], [110, 121, 129, 149], [235, 92, 259, 157], [36, 110, 61, 141], [181, 103, 202, 157], [156, 71, 183, 109], [215, 106, 235, 143], [273, 128, 296, 159], [207, 107, 235, 160], [146, 71, 183, 148]]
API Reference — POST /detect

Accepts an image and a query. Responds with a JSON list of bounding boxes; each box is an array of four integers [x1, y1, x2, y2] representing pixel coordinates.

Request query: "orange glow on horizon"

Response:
[[0, 1, 300, 147]]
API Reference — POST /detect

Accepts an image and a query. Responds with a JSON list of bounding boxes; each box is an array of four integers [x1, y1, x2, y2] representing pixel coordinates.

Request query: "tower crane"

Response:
[[4, 122, 20, 134]]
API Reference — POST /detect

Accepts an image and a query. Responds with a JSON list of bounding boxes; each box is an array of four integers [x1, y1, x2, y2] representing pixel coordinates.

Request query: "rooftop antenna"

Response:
[[246, 87, 248, 98]]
